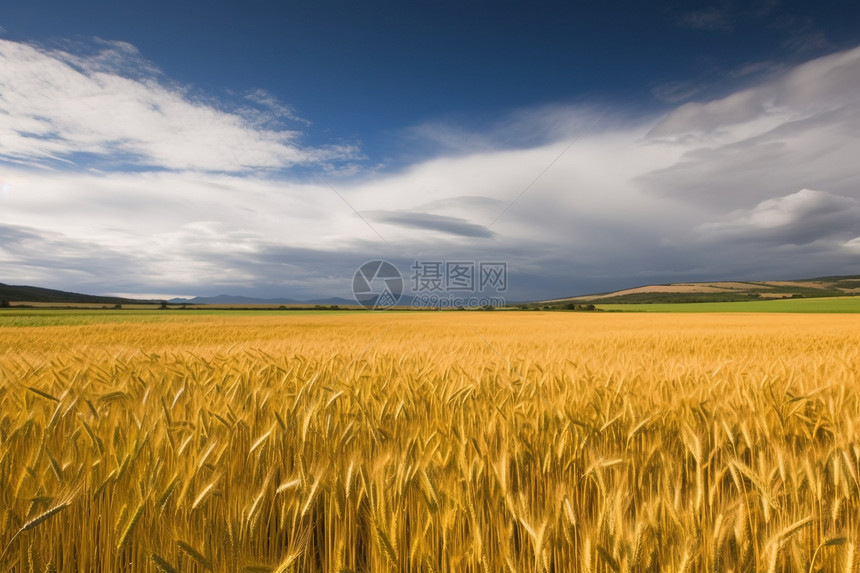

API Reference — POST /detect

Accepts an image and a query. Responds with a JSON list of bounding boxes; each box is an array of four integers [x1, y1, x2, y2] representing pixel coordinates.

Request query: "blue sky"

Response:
[[1, 1, 860, 301]]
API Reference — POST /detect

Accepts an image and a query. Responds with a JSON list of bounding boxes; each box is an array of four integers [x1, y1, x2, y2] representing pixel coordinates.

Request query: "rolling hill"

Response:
[[0, 282, 146, 305], [167, 294, 360, 306], [0, 283, 379, 307], [541, 275, 860, 305]]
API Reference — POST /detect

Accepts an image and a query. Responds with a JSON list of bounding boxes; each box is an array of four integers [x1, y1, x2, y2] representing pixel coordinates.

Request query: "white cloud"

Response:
[[640, 45, 860, 211], [107, 292, 196, 300], [650, 45, 860, 137], [845, 237, 860, 253], [696, 189, 860, 244], [0, 38, 355, 173], [2, 39, 860, 299]]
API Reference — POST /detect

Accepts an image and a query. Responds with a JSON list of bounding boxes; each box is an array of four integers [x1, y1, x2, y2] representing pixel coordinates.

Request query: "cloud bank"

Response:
[[1, 38, 859, 300]]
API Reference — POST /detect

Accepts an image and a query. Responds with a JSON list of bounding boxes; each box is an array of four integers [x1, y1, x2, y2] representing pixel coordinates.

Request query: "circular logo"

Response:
[[352, 260, 403, 310]]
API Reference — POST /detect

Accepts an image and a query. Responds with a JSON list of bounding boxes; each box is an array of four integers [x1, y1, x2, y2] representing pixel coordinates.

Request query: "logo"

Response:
[[352, 260, 403, 310]]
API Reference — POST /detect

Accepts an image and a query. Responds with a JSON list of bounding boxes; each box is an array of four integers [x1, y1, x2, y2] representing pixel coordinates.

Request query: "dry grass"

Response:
[[557, 281, 776, 301], [1, 312, 858, 571]]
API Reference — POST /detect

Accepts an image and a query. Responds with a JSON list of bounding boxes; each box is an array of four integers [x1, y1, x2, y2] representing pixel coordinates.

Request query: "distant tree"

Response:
[[114, 304, 122, 309], [159, 300, 168, 309], [0, 300, 9, 308]]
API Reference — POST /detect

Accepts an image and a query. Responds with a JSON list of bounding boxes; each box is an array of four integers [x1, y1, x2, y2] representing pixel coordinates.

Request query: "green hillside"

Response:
[[0, 282, 143, 305], [540, 275, 860, 306]]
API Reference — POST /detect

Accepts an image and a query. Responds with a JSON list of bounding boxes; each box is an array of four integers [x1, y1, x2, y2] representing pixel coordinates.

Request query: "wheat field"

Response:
[[0, 311, 858, 572]]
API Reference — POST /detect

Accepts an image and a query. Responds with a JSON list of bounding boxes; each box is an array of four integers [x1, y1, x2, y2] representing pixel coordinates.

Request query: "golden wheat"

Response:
[[0, 311, 858, 571]]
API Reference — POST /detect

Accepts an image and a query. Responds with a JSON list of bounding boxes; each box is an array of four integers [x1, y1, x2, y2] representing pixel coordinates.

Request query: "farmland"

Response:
[[596, 296, 860, 313], [1, 312, 859, 571]]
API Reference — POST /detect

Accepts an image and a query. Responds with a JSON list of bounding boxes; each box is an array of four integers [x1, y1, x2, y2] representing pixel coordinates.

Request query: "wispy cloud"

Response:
[[728, 60, 783, 78], [243, 88, 309, 126], [782, 30, 830, 54], [368, 211, 494, 238], [679, 7, 734, 33], [0, 38, 355, 173], [651, 79, 704, 104], [641, 46, 860, 212]]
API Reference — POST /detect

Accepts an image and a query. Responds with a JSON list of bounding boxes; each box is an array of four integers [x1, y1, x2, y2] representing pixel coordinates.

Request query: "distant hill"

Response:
[[0, 282, 145, 305], [541, 275, 860, 305], [169, 294, 300, 305], [0, 281, 404, 307], [169, 295, 359, 306], [6, 274, 858, 309], [171, 294, 416, 306]]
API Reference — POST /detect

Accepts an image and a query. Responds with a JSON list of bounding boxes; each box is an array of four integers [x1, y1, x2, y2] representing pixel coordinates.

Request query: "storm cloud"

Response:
[[2, 38, 859, 301]]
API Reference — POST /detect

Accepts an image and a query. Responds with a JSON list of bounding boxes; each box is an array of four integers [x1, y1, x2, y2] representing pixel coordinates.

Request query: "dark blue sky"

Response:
[[4, 0, 859, 162]]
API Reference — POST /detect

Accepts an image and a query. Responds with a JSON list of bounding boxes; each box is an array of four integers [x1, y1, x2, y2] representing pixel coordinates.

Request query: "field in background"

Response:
[[597, 296, 860, 313], [1, 312, 859, 571], [545, 275, 860, 305], [0, 309, 352, 327]]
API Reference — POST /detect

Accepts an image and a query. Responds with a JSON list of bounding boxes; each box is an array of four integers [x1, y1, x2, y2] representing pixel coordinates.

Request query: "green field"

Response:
[[0, 308, 354, 327], [2, 296, 860, 328], [597, 296, 860, 313]]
